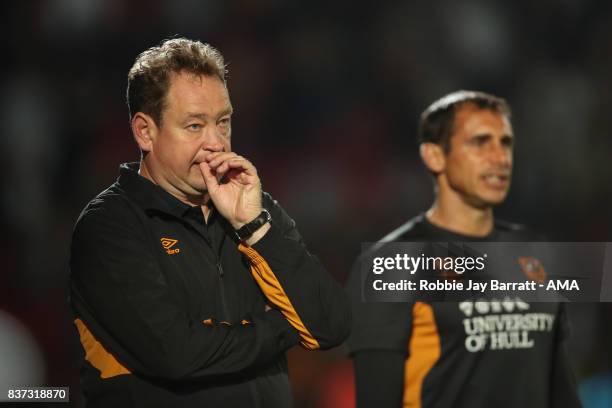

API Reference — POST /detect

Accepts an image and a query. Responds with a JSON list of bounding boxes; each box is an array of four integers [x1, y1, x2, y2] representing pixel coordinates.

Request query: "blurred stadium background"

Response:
[[1, 1, 611, 406]]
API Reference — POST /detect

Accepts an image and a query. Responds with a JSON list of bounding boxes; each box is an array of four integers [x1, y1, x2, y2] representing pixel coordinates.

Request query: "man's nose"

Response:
[[201, 128, 225, 152], [489, 141, 511, 167]]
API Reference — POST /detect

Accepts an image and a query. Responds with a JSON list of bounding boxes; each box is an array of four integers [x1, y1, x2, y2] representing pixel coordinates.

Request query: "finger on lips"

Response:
[[210, 158, 251, 173], [206, 152, 239, 167], [198, 162, 214, 179], [201, 153, 257, 183]]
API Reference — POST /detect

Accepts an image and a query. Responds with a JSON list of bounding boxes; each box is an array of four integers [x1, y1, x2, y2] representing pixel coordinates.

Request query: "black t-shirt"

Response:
[[346, 214, 581, 408]]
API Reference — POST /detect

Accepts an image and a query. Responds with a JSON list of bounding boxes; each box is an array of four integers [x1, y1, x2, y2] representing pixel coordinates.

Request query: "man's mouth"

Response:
[[482, 174, 510, 188]]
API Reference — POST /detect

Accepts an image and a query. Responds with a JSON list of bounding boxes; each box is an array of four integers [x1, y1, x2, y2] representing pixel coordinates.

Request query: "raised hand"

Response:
[[199, 152, 262, 230]]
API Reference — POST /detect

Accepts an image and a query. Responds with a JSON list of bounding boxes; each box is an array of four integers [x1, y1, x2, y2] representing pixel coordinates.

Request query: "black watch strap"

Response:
[[235, 209, 272, 241]]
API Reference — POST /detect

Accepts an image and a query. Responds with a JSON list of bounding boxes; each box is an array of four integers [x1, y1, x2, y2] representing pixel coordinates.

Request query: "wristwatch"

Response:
[[235, 209, 272, 241]]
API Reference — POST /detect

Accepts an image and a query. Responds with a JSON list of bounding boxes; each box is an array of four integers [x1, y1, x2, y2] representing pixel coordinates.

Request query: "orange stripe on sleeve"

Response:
[[403, 302, 441, 408], [238, 243, 320, 350], [74, 318, 131, 379]]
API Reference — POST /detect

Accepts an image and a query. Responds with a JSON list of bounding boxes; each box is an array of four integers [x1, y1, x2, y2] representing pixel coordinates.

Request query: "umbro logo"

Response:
[[160, 238, 180, 255]]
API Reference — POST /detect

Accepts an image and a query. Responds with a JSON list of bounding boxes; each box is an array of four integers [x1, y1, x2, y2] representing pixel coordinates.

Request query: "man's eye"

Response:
[[187, 124, 202, 131], [472, 137, 487, 146], [219, 118, 231, 126]]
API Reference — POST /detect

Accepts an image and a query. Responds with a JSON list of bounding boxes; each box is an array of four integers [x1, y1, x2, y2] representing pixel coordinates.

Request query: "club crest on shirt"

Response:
[[518, 256, 547, 283]]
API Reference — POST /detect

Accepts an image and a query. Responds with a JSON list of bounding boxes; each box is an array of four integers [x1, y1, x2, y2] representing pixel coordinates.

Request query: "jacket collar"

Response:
[[116, 162, 194, 218]]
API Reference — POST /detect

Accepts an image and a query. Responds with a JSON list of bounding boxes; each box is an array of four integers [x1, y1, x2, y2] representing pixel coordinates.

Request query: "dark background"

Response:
[[1, 1, 611, 406]]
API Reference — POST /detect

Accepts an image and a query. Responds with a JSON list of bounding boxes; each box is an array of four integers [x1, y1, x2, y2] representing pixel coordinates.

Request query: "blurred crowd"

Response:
[[1, 1, 611, 406]]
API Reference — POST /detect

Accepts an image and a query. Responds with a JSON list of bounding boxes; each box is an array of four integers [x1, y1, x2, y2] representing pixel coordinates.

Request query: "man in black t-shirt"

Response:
[[346, 91, 581, 408]]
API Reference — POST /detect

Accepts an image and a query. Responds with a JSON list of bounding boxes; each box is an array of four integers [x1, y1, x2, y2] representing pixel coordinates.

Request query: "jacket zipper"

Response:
[[216, 259, 231, 321], [186, 208, 231, 323], [203, 208, 231, 323]]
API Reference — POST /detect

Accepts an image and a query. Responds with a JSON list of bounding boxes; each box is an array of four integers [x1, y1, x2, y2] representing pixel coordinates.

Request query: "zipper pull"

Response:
[[217, 261, 224, 276]]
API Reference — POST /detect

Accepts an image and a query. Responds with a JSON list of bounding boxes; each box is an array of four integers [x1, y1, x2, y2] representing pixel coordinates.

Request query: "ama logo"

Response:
[[160, 238, 180, 255]]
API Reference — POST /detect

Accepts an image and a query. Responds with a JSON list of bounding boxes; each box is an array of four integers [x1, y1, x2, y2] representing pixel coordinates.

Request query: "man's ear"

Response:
[[419, 142, 446, 174], [131, 112, 158, 153]]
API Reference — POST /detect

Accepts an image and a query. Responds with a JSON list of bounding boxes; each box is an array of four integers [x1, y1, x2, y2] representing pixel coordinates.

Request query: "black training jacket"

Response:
[[70, 162, 350, 407]]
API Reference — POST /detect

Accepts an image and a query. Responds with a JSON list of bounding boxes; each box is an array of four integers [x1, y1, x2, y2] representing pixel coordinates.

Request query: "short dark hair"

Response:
[[418, 90, 511, 152], [127, 37, 226, 125]]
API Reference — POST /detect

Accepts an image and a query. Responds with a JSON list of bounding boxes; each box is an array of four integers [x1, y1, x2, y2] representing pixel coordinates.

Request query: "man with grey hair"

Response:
[[70, 37, 350, 407]]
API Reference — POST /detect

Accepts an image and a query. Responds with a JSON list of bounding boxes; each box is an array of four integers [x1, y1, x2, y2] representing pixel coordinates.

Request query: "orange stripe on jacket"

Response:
[[403, 302, 441, 407], [238, 243, 320, 350], [74, 318, 131, 379]]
